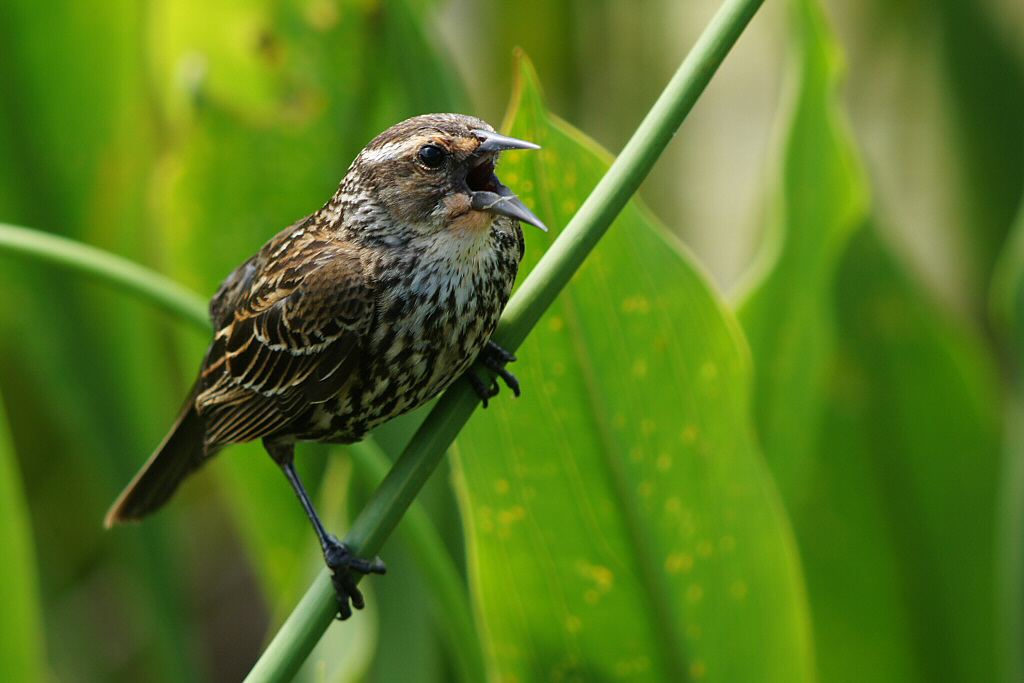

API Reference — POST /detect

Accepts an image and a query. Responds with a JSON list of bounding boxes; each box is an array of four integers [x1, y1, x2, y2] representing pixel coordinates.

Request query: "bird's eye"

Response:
[[418, 144, 446, 169]]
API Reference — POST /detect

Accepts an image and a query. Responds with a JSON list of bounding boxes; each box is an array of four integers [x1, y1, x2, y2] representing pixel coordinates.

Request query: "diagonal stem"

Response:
[[244, 0, 766, 680]]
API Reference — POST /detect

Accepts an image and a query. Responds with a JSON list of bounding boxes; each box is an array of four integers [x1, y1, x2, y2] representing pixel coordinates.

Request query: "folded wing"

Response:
[[197, 244, 374, 448]]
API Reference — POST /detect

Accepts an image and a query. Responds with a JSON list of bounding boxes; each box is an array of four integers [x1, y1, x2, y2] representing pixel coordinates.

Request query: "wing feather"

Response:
[[197, 240, 373, 448]]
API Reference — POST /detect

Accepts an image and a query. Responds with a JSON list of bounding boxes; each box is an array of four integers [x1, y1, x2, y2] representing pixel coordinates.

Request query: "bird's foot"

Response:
[[467, 341, 520, 408], [323, 534, 386, 620]]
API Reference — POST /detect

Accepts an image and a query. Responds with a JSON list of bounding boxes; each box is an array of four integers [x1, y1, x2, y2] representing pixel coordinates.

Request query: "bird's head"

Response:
[[344, 113, 546, 238]]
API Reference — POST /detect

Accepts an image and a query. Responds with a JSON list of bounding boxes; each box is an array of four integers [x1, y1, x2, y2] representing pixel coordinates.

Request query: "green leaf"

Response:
[[0, 388, 49, 682], [990, 187, 1024, 682], [736, 1, 1002, 681], [736, 0, 869, 501], [814, 228, 1000, 683], [992, 193, 1024, 356], [452, 56, 814, 683], [935, 2, 1024, 293]]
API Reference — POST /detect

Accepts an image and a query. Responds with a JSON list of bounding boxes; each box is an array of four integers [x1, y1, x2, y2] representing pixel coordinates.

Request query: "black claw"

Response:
[[323, 534, 387, 620], [466, 368, 500, 407], [464, 341, 521, 407], [482, 341, 520, 397], [485, 340, 517, 363]]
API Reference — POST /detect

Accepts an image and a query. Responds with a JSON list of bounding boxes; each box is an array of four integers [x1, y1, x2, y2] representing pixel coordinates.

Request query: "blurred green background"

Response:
[[3, 0, 1024, 681]]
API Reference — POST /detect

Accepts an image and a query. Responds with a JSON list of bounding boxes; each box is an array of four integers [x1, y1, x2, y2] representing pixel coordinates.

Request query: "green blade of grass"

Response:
[[0, 222, 208, 329], [0, 388, 48, 682]]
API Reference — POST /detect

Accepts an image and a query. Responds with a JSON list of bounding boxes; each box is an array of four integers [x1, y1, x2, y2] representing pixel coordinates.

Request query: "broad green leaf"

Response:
[[992, 191, 1024, 357], [815, 228, 1000, 683], [990, 189, 1024, 682], [736, 0, 869, 501], [935, 2, 1024, 295], [736, 1, 1002, 681], [0, 388, 48, 682], [452, 55, 813, 683]]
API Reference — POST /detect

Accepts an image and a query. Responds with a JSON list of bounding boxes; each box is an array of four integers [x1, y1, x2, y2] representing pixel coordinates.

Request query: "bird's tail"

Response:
[[105, 383, 210, 527]]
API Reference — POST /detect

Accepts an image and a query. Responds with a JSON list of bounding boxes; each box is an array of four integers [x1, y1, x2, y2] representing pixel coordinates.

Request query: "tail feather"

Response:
[[105, 384, 209, 527]]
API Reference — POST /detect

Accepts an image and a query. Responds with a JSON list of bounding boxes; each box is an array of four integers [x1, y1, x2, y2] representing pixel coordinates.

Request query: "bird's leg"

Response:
[[264, 438, 386, 620], [466, 340, 520, 408]]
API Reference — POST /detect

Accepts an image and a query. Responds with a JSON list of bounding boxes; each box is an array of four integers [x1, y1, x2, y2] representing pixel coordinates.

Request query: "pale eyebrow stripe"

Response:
[[359, 140, 413, 164]]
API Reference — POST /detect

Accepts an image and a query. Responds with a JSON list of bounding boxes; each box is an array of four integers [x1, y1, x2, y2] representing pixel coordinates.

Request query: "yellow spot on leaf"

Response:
[[696, 539, 714, 557], [494, 478, 510, 495], [498, 505, 526, 527], [731, 580, 748, 600], [548, 316, 564, 332], [665, 552, 694, 574], [691, 659, 707, 679], [681, 424, 699, 443], [637, 480, 653, 497], [656, 452, 672, 471], [305, 0, 339, 30], [641, 419, 656, 435], [478, 507, 494, 534], [566, 615, 582, 632], [564, 165, 577, 187], [576, 561, 615, 592], [632, 358, 648, 378], [592, 566, 614, 591], [621, 295, 651, 314], [687, 584, 704, 603]]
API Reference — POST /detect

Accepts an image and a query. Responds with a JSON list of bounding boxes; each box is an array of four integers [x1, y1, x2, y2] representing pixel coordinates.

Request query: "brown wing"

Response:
[[207, 214, 314, 329], [196, 241, 374, 448]]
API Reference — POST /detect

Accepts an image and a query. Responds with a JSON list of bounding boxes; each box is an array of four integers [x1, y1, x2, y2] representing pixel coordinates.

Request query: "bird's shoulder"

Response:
[[194, 216, 378, 444], [209, 214, 375, 335]]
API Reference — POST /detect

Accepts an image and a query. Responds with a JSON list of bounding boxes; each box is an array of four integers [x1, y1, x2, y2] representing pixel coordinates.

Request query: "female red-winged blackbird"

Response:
[[106, 113, 546, 618]]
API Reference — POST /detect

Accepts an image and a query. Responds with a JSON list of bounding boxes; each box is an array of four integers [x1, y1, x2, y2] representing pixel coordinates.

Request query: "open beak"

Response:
[[468, 129, 548, 232]]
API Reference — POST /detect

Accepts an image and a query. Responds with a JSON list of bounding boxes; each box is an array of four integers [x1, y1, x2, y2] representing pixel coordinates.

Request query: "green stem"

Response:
[[0, 223, 209, 330], [245, 0, 766, 680], [348, 441, 487, 683]]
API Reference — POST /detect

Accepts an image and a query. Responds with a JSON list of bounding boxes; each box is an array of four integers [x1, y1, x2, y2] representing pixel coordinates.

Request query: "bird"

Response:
[[105, 113, 546, 619]]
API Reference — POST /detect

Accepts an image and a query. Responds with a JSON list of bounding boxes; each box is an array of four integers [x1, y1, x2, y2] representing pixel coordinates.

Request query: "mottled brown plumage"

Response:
[[106, 113, 545, 618]]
